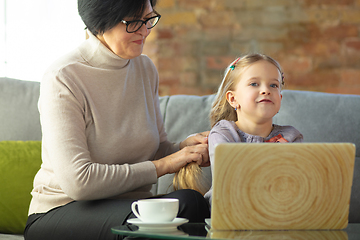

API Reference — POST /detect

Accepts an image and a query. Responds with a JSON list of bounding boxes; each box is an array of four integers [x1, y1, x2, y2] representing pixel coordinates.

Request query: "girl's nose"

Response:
[[260, 88, 271, 95]]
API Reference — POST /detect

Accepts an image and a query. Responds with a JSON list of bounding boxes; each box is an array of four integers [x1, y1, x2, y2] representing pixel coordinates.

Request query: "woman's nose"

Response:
[[136, 23, 150, 36]]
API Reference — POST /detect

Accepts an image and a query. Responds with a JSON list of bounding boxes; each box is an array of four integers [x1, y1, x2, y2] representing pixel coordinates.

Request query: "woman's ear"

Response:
[[226, 90, 238, 109]]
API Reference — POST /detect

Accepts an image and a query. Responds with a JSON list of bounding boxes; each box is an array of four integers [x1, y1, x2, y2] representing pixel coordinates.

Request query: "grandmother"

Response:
[[24, 0, 210, 239]]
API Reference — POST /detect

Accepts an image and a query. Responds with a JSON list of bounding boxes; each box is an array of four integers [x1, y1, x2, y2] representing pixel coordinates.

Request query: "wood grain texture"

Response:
[[208, 229, 348, 240], [211, 143, 355, 230]]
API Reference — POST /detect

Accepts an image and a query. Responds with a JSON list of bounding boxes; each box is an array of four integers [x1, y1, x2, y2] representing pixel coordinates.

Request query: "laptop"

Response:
[[210, 143, 356, 230]]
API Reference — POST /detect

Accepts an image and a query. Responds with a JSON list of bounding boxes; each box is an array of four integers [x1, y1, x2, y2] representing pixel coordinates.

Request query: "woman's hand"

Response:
[[152, 142, 210, 178], [179, 131, 210, 149]]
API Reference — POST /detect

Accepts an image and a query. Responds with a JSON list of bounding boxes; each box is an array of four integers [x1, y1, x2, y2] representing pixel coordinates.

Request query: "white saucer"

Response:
[[127, 217, 189, 231]]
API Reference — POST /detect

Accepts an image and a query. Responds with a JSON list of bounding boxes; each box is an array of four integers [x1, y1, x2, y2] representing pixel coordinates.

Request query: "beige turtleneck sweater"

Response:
[[28, 32, 177, 215]]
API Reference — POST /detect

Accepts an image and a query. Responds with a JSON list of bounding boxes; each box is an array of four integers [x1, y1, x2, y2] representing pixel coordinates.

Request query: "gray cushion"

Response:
[[274, 90, 360, 149], [0, 78, 41, 141], [157, 95, 215, 194]]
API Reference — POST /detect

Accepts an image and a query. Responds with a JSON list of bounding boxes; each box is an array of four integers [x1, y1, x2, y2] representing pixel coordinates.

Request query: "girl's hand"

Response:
[[179, 131, 210, 149], [152, 143, 209, 178]]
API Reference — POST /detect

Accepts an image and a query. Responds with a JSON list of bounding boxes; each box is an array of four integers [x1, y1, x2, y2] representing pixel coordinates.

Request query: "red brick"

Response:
[[234, 26, 288, 41], [158, 41, 194, 57], [178, 0, 213, 10], [144, 0, 360, 96], [323, 25, 358, 40], [303, 0, 355, 6], [142, 42, 158, 58], [168, 86, 212, 96], [158, 71, 180, 86], [344, 39, 360, 68], [161, 12, 197, 26], [182, 57, 198, 72], [206, 56, 236, 71], [286, 24, 315, 44], [158, 28, 174, 39], [158, 57, 182, 71], [202, 70, 226, 91], [180, 72, 198, 87], [341, 9, 360, 23], [325, 86, 360, 95], [199, 11, 235, 28], [345, 38, 360, 51], [314, 55, 345, 69], [296, 40, 341, 57], [171, 26, 203, 40], [286, 70, 340, 87], [202, 28, 232, 41], [340, 69, 360, 84], [157, 0, 175, 9], [307, 9, 341, 24], [201, 41, 230, 55], [259, 42, 284, 56], [279, 56, 313, 74], [344, 54, 360, 68]]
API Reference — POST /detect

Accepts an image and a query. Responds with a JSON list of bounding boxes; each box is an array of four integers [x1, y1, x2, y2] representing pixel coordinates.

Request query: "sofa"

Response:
[[1, 77, 360, 239]]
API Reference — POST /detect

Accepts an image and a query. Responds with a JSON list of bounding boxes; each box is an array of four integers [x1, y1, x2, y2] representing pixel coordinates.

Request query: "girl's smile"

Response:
[[258, 98, 273, 103]]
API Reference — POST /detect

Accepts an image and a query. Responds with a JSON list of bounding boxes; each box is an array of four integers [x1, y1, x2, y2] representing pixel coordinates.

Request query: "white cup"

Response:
[[131, 198, 179, 223]]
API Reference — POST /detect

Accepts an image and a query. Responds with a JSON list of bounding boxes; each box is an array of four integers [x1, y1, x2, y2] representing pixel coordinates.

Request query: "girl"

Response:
[[202, 53, 303, 204]]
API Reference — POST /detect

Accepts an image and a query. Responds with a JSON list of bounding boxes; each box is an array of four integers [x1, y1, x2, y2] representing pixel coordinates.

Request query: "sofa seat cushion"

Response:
[[0, 141, 41, 234]]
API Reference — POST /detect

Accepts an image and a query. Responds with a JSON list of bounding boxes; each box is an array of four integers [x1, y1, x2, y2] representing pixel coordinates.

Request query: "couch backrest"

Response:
[[1, 78, 360, 223], [274, 90, 360, 146], [0, 78, 41, 141]]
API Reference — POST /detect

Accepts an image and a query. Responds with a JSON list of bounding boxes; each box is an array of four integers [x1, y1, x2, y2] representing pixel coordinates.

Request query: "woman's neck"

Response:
[[235, 119, 274, 138]]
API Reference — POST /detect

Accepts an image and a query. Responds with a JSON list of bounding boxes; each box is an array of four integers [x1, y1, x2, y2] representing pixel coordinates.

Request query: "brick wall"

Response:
[[143, 0, 360, 96]]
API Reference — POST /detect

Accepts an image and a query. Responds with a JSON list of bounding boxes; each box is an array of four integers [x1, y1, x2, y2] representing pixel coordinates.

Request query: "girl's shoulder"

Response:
[[211, 119, 237, 132], [272, 124, 304, 142], [209, 120, 241, 143]]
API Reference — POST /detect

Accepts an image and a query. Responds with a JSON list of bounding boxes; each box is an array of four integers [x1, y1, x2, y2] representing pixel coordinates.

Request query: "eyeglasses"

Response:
[[121, 13, 161, 33]]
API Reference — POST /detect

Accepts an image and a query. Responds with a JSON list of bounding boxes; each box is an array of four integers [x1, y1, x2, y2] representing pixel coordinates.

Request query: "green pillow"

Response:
[[0, 141, 41, 234]]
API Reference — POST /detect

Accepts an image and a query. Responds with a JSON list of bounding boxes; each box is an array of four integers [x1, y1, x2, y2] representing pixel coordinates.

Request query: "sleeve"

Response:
[[280, 125, 304, 143], [38, 70, 157, 201], [204, 122, 239, 204], [208, 122, 241, 181], [293, 134, 304, 142], [152, 141, 179, 160]]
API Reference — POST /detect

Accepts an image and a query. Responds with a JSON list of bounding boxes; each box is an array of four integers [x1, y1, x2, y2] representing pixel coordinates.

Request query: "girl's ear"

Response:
[[226, 90, 238, 109]]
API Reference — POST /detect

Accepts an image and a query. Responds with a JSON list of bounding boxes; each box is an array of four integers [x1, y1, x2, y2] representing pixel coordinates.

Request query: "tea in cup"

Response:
[[131, 198, 179, 223]]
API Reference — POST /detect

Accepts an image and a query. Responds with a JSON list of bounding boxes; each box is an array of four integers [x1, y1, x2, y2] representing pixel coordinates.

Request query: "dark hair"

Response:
[[78, 0, 158, 36]]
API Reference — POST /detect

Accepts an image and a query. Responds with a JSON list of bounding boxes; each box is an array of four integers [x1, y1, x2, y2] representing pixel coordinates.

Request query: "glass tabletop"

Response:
[[112, 223, 360, 240]]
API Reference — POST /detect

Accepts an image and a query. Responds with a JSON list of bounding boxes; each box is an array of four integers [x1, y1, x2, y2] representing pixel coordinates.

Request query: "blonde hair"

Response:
[[172, 54, 284, 195], [173, 162, 209, 195], [210, 53, 284, 127]]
